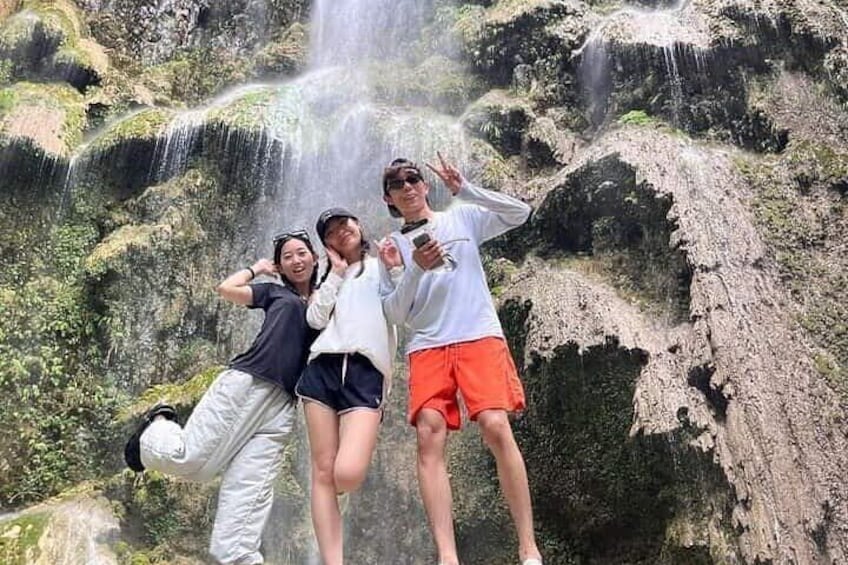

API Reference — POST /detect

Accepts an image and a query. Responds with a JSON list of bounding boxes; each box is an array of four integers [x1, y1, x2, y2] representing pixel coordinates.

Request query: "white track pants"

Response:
[[139, 368, 295, 565]]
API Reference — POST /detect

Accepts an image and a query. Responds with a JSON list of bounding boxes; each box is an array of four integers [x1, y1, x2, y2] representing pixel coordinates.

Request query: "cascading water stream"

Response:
[[574, 0, 709, 126]]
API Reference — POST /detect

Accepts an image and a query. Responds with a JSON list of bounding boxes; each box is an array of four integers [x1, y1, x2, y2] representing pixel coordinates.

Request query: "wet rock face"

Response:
[[85, 0, 307, 66], [532, 154, 692, 322]]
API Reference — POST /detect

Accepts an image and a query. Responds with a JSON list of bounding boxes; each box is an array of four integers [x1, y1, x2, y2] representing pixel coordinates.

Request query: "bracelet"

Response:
[[246, 266, 256, 279]]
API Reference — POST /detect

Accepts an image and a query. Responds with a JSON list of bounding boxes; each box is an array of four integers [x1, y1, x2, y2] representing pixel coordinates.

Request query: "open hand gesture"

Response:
[[326, 247, 348, 276], [426, 151, 464, 196]]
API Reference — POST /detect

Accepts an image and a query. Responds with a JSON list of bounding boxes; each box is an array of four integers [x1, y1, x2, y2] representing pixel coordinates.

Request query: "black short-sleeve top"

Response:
[[229, 282, 317, 396]]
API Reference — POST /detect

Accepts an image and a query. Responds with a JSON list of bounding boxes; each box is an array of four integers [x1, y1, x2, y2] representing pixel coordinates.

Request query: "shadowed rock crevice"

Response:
[[80, 121, 288, 201], [687, 362, 728, 422], [0, 138, 69, 193], [532, 155, 692, 323], [499, 335, 736, 563]]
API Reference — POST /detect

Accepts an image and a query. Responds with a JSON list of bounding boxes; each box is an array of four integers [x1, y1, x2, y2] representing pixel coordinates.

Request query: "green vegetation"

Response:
[[209, 88, 274, 132], [0, 81, 85, 155], [89, 108, 172, 153], [121, 365, 221, 421], [0, 214, 123, 506], [0, 512, 49, 564], [141, 47, 254, 107], [618, 109, 655, 126], [0, 0, 105, 87]]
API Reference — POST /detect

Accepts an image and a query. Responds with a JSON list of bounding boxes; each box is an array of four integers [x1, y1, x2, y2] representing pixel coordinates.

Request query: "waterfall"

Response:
[[575, 0, 709, 126]]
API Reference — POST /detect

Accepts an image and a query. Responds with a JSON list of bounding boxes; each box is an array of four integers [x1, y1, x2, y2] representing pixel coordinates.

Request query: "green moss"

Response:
[[463, 89, 535, 154], [785, 139, 848, 190], [618, 109, 655, 126], [0, 512, 49, 564], [253, 21, 307, 76], [89, 108, 172, 153], [0, 81, 85, 154], [83, 224, 162, 276], [738, 153, 848, 399], [369, 55, 485, 114], [141, 47, 255, 106], [121, 365, 222, 420], [209, 88, 274, 132], [812, 352, 844, 393], [0, 0, 104, 86]]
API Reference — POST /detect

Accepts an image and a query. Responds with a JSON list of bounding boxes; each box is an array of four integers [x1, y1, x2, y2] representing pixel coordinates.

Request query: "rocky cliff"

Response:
[[1, 0, 846, 564]]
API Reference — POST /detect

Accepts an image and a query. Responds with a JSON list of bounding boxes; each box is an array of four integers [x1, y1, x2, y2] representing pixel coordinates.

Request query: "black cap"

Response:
[[316, 207, 358, 243]]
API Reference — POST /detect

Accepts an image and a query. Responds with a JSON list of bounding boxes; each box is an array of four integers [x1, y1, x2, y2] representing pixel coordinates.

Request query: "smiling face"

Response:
[[383, 167, 431, 220], [323, 216, 363, 261], [277, 238, 316, 288]]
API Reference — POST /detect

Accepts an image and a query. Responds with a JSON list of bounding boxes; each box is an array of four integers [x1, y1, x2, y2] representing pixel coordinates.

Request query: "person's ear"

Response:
[[383, 192, 394, 206]]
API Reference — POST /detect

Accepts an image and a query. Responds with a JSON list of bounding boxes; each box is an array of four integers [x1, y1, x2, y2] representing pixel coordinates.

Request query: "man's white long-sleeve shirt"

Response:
[[308, 257, 397, 387], [379, 181, 531, 354]]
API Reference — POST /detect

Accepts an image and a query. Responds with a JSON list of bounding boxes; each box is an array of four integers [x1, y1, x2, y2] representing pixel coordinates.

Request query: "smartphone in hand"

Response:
[[412, 232, 431, 248]]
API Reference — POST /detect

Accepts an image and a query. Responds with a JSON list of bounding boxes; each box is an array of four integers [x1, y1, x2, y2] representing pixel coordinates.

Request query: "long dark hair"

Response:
[[274, 234, 319, 293]]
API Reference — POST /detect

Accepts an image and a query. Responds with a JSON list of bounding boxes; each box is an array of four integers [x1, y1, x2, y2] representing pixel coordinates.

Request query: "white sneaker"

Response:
[[522, 559, 543, 565]]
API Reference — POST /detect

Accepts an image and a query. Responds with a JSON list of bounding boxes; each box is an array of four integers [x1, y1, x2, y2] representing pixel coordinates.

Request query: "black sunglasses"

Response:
[[386, 173, 423, 192], [273, 229, 311, 246]]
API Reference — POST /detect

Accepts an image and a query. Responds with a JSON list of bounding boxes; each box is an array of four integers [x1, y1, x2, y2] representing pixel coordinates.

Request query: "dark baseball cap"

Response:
[[315, 207, 358, 243]]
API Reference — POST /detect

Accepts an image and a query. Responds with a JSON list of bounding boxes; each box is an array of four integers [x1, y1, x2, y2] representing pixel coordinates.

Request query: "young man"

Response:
[[377, 154, 542, 565]]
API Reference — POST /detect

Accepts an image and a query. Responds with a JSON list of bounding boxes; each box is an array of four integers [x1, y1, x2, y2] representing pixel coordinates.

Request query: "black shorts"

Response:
[[296, 353, 384, 413]]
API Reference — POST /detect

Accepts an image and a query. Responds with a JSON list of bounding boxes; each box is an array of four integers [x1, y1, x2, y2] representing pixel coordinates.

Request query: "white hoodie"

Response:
[[307, 257, 397, 392]]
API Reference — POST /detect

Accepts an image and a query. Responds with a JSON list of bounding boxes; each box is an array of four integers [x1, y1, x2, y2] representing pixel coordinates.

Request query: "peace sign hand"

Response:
[[426, 151, 464, 196]]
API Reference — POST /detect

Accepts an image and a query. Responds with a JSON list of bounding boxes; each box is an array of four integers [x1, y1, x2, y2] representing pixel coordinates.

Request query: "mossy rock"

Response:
[[83, 223, 165, 277], [0, 80, 84, 157], [89, 107, 173, 154], [369, 55, 485, 115], [456, 0, 585, 93], [462, 89, 535, 155], [253, 21, 308, 77], [120, 365, 223, 422], [0, 0, 106, 89], [83, 108, 174, 194], [0, 512, 48, 564], [784, 139, 848, 193], [208, 87, 276, 132], [139, 46, 256, 107]]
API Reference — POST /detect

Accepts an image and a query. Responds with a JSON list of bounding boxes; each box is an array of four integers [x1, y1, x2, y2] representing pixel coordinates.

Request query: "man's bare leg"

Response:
[[416, 408, 459, 565], [477, 409, 541, 562]]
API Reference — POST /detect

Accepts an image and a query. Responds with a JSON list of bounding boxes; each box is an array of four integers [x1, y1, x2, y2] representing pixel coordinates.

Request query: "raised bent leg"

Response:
[[209, 387, 295, 565], [334, 409, 381, 493], [140, 370, 279, 481]]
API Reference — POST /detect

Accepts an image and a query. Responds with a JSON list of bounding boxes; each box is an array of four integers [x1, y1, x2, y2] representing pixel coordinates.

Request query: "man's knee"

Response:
[[416, 410, 447, 463], [477, 410, 515, 452]]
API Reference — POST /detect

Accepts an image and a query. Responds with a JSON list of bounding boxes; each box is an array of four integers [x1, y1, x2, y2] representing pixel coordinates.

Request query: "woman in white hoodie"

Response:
[[295, 207, 399, 565]]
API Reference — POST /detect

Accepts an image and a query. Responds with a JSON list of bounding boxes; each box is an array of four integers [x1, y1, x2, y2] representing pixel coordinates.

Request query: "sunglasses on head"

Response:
[[385, 173, 423, 192], [273, 229, 311, 246]]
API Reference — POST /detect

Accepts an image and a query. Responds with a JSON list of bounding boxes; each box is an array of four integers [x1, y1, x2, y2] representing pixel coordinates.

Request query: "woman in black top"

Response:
[[124, 230, 318, 565]]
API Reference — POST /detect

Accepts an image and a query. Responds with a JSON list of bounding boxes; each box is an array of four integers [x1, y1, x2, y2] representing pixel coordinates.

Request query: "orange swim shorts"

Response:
[[407, 336, 526, 430]]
